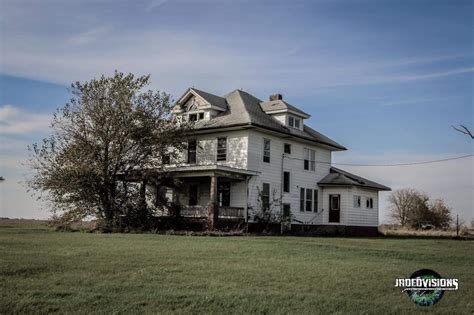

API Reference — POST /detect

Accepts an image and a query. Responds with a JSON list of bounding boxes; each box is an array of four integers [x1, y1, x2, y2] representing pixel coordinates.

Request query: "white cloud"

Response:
[[0, 105, 52, 135]]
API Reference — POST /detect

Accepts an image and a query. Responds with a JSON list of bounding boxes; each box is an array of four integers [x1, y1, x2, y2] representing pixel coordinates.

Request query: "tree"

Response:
[[388, 188, 453, 229], [429, 199, 452, 229], [27, 72, 191, 231], [387, 188, 421, 226]]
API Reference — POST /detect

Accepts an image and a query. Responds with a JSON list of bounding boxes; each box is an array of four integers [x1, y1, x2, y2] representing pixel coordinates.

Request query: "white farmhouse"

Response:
[[157, 88, 390, 235]]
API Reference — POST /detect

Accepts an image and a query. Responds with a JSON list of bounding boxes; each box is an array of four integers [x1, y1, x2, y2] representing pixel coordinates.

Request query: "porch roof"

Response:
[[318, 167, 391, 191], [164, 164, 259, 179]]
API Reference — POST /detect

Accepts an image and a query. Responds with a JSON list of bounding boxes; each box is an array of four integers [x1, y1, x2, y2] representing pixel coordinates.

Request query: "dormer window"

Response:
[[288, 115, 301, 129], [189, 114, 198, 121], [199, 112, 204, 120]]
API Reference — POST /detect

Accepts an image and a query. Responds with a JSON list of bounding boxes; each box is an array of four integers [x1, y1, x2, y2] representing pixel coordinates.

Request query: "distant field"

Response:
[[1, 222, 473, 314]]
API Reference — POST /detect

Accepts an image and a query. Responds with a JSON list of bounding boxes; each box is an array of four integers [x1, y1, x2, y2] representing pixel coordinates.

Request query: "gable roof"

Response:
[[190, 88, 228, 110], [179, 88, 346, 151], [259, 99, 310, 118], [318, 167, 391, 191]]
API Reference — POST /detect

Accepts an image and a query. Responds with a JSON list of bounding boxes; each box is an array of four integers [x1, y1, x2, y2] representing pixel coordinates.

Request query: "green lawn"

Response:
[[1, 224, 473, 314]]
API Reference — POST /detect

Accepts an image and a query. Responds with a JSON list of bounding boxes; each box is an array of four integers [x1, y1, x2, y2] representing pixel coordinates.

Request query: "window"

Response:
[[189, 184, 198, 206], [288, 116, 294, 127], [198, 112, 204, 120], [283, 171, 290, 193], [314, 189, 318, 212], [187, 140, 197, 164], [263, 138, 271, 163], [300, 188, 305, 212], [303, 148, 316, 171], [189, 114, 197, 121], [306, 188, 313, 212], [366, 197, 374, 209], [162, 154, 170, 165], [295, 118, 301, 129], [284, 143, 291, 154], [262, 183, 270, 210], [300, 188, 314, 212], [217, 182, 230, 207], [217, 137, 227, 161], [283, 203, 291, 218], [353, 195, 361, 208]]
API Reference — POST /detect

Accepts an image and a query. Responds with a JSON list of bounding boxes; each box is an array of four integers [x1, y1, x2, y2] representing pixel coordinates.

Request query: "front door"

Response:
[[329, 194, 340, 223], [217, 182, 230, 207]]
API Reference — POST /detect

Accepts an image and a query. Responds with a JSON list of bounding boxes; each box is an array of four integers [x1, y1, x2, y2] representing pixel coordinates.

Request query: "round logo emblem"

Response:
[[406, 269, 444, 306]]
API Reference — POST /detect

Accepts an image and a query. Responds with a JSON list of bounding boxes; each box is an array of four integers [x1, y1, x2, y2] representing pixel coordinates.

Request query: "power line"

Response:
[[283, 153, 474, 167]]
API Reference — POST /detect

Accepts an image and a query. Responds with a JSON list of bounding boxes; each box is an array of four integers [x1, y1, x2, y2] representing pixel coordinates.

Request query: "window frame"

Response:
[[284, 143, 291, 154], [283, 171, 290, 193], [294, 118, 301, 129], [305, 188, 313, 212], [262, 183, 270, 211], [354, 195, 361, 208], [303, 148, 316, 171], [314, 189, 318, 213], [198, 112, 205, 120], [187, 140, 197, 164], [189, 113, 198, 122], [288, 116, 294, 127], [263, 138, 271, 163], [366, 197, 374, 209], [216, 137, 227, 161]]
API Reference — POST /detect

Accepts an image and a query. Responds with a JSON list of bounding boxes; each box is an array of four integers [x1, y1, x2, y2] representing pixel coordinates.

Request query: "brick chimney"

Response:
[[269, 93, 283, 101]]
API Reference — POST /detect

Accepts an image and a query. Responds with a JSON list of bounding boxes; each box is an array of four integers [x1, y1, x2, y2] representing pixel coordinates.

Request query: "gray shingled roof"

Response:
[[260, 100, 310, 117], [318, 167, 391, 191], [188, 89, 346, 150], [189, 88, 228, 110]]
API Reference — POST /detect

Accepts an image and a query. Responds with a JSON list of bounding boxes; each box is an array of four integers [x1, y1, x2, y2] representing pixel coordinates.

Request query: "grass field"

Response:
[[1, 223, 473, 314]]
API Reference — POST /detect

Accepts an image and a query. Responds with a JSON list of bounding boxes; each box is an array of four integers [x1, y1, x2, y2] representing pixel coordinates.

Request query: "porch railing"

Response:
[[181, 206, 244, 218]]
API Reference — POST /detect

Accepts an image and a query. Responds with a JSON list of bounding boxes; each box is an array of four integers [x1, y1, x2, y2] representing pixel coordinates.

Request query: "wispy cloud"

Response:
[[67, 26, 112, 46], [145, 0, 169, 12], [0, 105, 51, 135]]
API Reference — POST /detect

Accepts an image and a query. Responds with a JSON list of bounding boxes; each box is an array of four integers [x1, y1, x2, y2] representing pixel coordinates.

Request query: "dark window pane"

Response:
[[262, 183, 270, 210], [263, 138, 271, 163], [283, 204, 291, 218], [217, 137, 227, 161], [198, 112, 204, 120], [284, 143, 291, 154], [304, 160, 309, 170], [300, 188, 305, 212], [283, 172, 290, 193], [189, 114, 197, 121], [314, 189, 318, 212], [295, 119, 300, 128], [306, 188, 312, 211], [288, 116, 294, 127], [162, 155, 170, 165], [187, 140, 197, 164]]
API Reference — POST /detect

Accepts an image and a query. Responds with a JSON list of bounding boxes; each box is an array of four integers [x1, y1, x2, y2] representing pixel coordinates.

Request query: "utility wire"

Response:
[[283, 153, 474, 167]]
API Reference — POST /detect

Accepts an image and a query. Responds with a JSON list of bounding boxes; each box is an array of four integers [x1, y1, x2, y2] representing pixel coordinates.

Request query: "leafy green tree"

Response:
[[27, 72, 191, 231]]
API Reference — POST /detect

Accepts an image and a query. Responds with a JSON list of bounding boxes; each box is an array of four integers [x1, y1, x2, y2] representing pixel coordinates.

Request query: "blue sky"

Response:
[[0, 0, 473, 222]]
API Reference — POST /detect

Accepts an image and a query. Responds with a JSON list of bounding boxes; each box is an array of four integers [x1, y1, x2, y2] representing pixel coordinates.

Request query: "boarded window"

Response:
[[263, 138, 271, 163], [262, 183, 270, 210], [217, 137, 227, 161], [304, 148, 316, 171], [300, 188, 305, 212], [187, 140, 197, 164], [283, 171, 290, 193], [284, 143, 291, 154], [354, 195, 361, 208]]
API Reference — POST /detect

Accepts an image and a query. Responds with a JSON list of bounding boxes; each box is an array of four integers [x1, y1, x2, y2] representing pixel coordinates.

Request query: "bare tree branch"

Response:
[[452, 124, 474, 139]]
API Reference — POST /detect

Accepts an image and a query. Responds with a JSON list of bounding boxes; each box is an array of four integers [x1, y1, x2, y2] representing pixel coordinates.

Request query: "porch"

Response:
[[156, 164, 257, 229]]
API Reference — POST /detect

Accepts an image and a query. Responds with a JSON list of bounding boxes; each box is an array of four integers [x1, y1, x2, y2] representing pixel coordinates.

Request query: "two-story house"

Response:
[[157, 88, 390, 235]]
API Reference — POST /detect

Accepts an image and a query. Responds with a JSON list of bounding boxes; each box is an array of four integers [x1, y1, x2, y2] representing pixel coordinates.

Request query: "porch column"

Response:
[[208, 174, 219, 230]]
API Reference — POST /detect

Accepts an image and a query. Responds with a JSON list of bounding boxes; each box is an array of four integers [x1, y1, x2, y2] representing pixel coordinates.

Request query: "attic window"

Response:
[[199, 112, 204, 120], [189, 114, 197, 121], [288, 115, 301, 129]]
